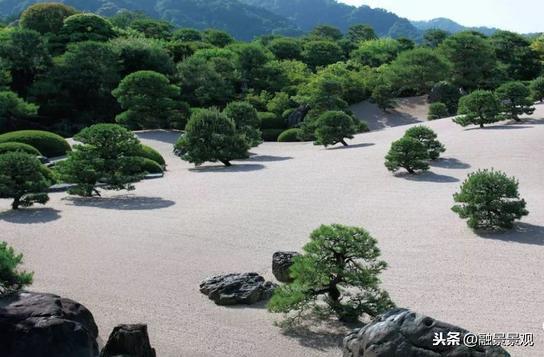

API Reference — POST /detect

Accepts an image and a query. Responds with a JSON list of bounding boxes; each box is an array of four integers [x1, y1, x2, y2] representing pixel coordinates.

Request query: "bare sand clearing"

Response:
[[2, 104, 544, 356], [350, 95, 430, 131]]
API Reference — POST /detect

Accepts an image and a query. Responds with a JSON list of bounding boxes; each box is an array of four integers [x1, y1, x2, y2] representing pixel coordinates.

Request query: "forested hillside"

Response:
[[412, 18, 498, 36]]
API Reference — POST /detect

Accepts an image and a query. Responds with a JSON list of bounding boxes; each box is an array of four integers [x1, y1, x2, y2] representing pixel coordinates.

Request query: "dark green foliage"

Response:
[[452, 169, 528, 230], [173, 28, 203, 42], [302, 40, 344, 69], [454, 90, 501, 128], [57, 124, 145, 196], [428, 81, 461, 115], [267, 224, 394, 324], [0, 152, 51, 209], [223, 101, 262, 148], [20, 3, 77, 34], [347, 24, 377, 43], [310, 25, 343, 41], [138, 144, 165, 166], [351, 39, 401, 67], [204, 29, 234, 47], [258, 112, 286, 130], [111, 37, 175, 76], [60, 13, 116, 43], [0, 142, 41, 156], [385, 137, 430, 174], [423, 29, 449, 48], [0, 130, 70, 157], [113, 70, 186, 129], [130, 18, 173, 40], [0, 241, 33, 292], [495, 81, 535, 121], [141, 158, 163, 174], [371, 84, 396, 112], [490, 31, 541, 81], [314, 111, 357, 147], [277, 128, 303, 142], [404, 126, 445, 160], [530, 76, 544, 102], [175, 109, 250, 167], [0, 90, 38, 131], [261, 129, 284, 142], [439, 32, 497, 90], [428, 102, 449, 120], [268, 38, 302, 60]]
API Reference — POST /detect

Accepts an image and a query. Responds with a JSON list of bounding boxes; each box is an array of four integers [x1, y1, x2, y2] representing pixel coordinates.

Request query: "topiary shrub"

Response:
[[138, 144, 165, 166], [261, 129, 285, 142], [428, 81, 461, 115], [0, 152, 51, 209], [452, 169, 528, 230], [224, 101, 262, 148], [0, 130, 71, 157], [314, 111, 357, 147], [258, 112, 286, 130], [0, 241, 33, 293], [141, 158, 163, 174], [0, 142, 41, 156], [385, 137, 430, 174], [454, 90, 501, 128], [404, 126, 445, 160], [355, 120, 370, 133], [428, 102, 449, 120], [277, 128, 303, 142], [268, 224, 394, 324], [495, 81, 535, 121]]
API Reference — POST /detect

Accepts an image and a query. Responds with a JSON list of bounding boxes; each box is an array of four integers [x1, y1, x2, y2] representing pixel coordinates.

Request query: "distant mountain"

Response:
[[240, 0, 422, 40], [0, 0, 301, 40], [411, 17, 498, 36]]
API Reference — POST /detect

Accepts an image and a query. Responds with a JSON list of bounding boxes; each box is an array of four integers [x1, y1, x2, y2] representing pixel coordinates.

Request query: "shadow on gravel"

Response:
[[0, 208, 61, 224], [65, 195, 175, 211], [247, 155, 293, 162], [477, 223, 544, 246], [281, 320, 362, 351], [396, 171, 459, 183], [328, 143, 375, 150], [430, 158, 471, 169], [189, 164, 265, 173]]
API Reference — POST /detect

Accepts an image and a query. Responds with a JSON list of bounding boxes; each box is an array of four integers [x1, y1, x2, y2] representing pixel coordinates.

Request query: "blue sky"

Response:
[[339, 0, 543, 33]]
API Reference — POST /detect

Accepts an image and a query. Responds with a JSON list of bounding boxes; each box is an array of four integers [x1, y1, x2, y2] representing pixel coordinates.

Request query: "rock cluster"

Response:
[[200, 273, 276, 305], [272, 251, 300, 283], [343, 308, 511, 357]]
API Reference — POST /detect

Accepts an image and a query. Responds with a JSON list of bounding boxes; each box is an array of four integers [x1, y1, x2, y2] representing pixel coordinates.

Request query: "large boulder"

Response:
[[100, 324, 156, 357], [272, 251, 300, 283], [343, 308, 511, 357], [287, 104, 310, 128], [199, 273, 276, 306], [0, 291, 99, 357]]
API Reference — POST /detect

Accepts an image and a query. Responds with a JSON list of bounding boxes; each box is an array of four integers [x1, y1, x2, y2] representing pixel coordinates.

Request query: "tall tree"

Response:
[[490, 31, 541, 81], [495, 81, 535, 121]]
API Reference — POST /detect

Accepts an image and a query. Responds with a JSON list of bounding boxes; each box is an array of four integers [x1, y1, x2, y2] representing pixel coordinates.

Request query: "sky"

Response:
[[339, 0, 543, 33]]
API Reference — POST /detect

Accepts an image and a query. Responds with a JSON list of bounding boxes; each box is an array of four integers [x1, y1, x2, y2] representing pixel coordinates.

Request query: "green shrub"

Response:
[[428, 102, 449, 120], [355, 120, 370, 133], [0, 152, 51, 209], [138, 144, 165, 166], [428, 81, 460, 115], [258, 112, 286, 130], [0, 142, 41, 156], [141, 158, 164, 174], [277, 128, 303, 142], [385, 137, 430, 174], [0, 130, 71, 157], [452, 169, 528, 230], [404, 126, 445, 160], [261, 129, 284, 142], [0, 242, 33, 292], [268, 224, 394, 324], [454, 90, 501, 128], [314, 111, 357, 147]]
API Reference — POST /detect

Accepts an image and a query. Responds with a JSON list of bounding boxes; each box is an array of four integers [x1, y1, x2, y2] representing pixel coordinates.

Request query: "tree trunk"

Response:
[[407, 167, 415, 174], [12, 197, 20, 210], [480, 123, 484, 128], [93, 188, 101, 197], [340, 139, 348, 147], [220, 160, 232, 167]]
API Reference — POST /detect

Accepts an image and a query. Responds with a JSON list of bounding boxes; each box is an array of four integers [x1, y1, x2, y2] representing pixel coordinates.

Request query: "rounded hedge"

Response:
[[0, 142, 42, 156], [277, 128, 303, 142], [259, 112, 286, 130], [261, 129, 284, 142], [141, 158, 164, 174], [138, 144, 165, 166], [0, 131, 71, 157], [428, 102, 449, 120]]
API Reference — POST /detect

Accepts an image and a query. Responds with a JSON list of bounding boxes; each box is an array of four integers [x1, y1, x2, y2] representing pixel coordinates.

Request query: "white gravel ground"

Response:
[[2, 102, 543, 356]]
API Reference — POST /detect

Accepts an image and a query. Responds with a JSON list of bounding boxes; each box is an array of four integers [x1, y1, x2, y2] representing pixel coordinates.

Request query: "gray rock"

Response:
[[100, 324, 156, 357], [287, 104, 310, 128], [343, 308, 510, 357], [272, 251, 300, 283], [200, 273, 276, 305], [0, 291, 99, 357]]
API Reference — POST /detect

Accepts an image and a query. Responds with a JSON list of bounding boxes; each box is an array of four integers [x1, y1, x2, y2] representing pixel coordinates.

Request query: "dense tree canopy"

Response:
[[20, 2, 77, 34]]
